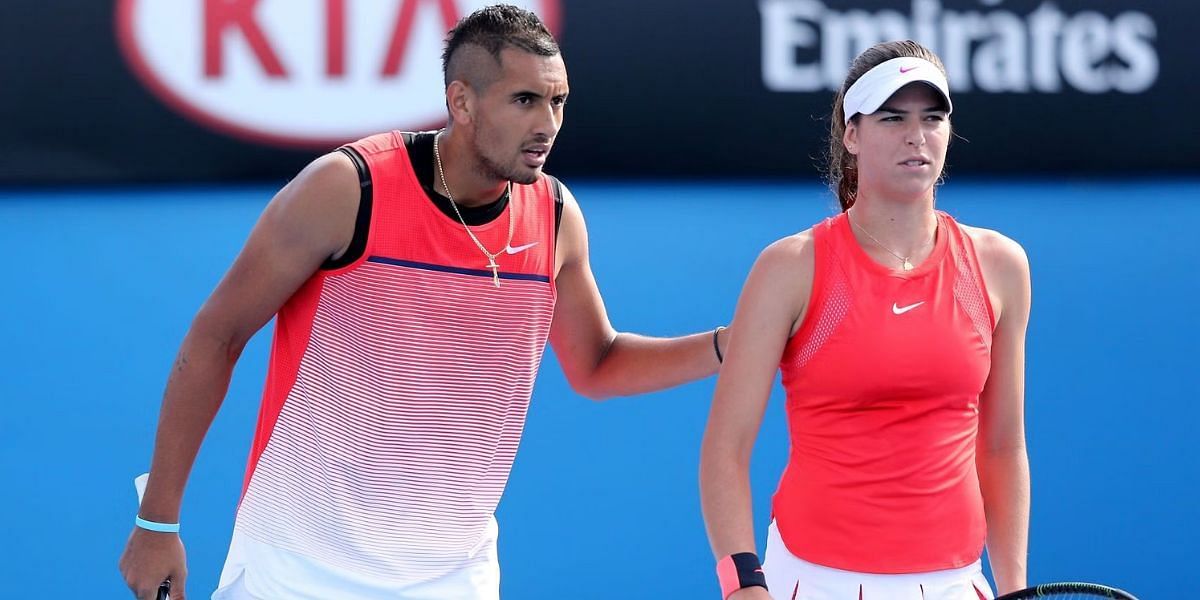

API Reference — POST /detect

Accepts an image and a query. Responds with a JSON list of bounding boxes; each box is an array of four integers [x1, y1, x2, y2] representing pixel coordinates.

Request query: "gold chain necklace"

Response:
[[433, 131, 514, 288], [848, 213, 935, 272]]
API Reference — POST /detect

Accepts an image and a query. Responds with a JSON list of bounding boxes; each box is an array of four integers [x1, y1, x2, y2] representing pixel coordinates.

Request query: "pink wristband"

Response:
[[717, 554, 741, 598]]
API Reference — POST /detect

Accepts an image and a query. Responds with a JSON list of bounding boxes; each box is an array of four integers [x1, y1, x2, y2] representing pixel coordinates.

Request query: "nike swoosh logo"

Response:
[[892, 301, 925, 315], [504, 241, 539, 255], [899, 66, 918, 73]]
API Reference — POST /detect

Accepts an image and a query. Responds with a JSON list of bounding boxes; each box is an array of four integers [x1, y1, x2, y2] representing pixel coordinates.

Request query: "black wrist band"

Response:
[[713, 326, 726, 363], [717, 552, 767, 599]]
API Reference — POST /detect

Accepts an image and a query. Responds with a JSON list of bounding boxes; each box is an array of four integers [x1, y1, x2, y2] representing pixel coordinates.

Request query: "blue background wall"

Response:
[[1, 180, 1197, 598]]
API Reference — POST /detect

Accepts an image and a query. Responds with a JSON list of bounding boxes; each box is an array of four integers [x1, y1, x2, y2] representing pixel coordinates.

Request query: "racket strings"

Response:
[[996, 582, 1137, 600]]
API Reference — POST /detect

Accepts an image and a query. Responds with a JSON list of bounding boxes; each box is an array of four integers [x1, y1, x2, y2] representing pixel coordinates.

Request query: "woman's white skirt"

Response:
[[762, 521, 995, 600]]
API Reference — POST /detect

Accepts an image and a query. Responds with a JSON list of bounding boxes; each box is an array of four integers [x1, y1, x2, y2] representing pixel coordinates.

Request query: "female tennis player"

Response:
[[699, 40, 1031, 600]]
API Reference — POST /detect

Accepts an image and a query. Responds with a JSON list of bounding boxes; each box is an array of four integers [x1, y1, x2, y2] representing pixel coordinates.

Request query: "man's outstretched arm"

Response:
[[548, 184, 725, 400]]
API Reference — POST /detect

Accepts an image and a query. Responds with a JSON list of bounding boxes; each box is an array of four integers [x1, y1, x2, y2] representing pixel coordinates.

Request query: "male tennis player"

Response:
[[119, 5, 728, 599]]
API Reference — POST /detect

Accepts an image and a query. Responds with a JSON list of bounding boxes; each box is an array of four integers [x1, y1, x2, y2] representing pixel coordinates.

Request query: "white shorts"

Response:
[[211, 518, 500, 600], [762, 521, 995, 600]]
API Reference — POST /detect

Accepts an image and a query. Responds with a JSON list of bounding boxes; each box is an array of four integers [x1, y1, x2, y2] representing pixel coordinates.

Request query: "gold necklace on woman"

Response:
[[433, 131, 514, 288], [848, 213, 935, 272]]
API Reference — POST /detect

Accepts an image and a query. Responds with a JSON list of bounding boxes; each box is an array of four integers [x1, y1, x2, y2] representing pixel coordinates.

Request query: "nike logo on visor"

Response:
[[899, 66, 918, 73], [892, 301, 925, 315], [505, 241, 539, 255]]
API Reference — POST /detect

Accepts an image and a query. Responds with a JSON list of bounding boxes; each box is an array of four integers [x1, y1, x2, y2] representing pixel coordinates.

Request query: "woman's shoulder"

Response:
[[738, 229, 817, 328], [955, 222, 1029, 276], [757, 229, 815, 271], [745, 229, 817, 302]]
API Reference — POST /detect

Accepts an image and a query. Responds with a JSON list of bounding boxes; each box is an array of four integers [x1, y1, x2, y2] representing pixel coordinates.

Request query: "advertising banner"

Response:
[[0, 0, 1192, 182]]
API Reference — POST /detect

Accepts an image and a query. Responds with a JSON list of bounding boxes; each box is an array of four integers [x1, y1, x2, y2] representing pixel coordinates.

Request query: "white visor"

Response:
[[842, 57, 952, 124]]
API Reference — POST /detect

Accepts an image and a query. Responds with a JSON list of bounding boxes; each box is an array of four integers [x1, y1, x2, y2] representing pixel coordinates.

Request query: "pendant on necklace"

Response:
[[486, 256, 501, 287], [902, 258, 914, 271]]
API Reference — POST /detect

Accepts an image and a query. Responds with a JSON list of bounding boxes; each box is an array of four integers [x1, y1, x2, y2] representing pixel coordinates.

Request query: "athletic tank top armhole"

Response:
[[797, 222, 829, 330], [544, 173, 565, 242], [782, 217, 851, 372], [321, 146, 373, 270]]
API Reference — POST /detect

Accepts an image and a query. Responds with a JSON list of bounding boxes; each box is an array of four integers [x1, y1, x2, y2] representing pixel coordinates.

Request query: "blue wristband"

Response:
[[134, 516, 180, 533]]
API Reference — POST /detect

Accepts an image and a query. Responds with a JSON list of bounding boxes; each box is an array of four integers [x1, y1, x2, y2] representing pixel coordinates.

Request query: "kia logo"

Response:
[[116, 1, 562, 148]]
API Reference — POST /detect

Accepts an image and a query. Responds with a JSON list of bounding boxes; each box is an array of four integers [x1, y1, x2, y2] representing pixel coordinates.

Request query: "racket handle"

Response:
[[156, 579, 171, 600]]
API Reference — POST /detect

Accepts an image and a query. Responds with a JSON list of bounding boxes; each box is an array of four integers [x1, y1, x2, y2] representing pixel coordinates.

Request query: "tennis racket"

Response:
[[156, 579, 171, 600], [994, 582, 1138, 599]]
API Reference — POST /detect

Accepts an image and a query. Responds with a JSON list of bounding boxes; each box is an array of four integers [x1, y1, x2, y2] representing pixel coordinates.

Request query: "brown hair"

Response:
[[828, 40, 948, 211]]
